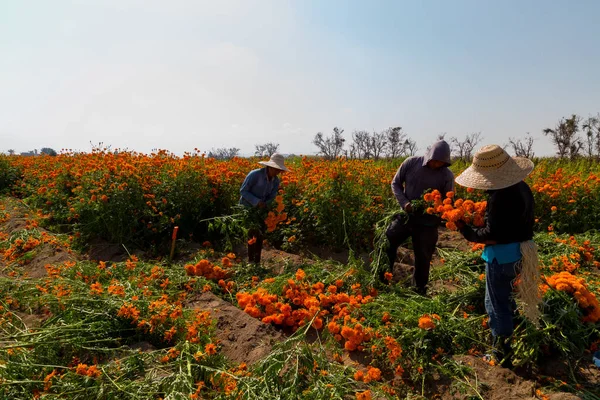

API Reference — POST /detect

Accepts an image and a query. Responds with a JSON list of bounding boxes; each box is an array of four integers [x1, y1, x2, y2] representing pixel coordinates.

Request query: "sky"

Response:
[[1, 0, 600, 156]]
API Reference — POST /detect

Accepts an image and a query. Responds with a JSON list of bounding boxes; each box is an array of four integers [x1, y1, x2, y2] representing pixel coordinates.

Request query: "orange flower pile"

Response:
[[237, 269, 375, 347], [543, 271, 600, 322], [423, 190, 487, 230], [184, 259, 230, 280]]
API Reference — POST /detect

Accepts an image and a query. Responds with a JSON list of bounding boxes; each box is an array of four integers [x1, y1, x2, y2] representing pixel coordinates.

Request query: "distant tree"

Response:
[[507, 133, 535, 158], [7, 149, 15, 156], [384, 127, 406, 158], [349, 130, 371, 159], [427, 133, 450, 154], [254, 142, 280, 158], [208, 147, 240, 160], [404, 138, 418, 156], [40, 147, 57, 156], [313, 127, 345, 160], [450, 132, 482, 162], [543, 115, 583, 159], [369, 131, 388, 160], [582, 114, 600, 158]]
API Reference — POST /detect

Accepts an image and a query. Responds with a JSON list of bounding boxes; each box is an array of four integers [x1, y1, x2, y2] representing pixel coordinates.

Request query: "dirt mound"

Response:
[[186, 292, 283, 365], [430, 355, 587, 400], [430, 355, 534, 399], [0, 199, 76, 278], [2, 216, 27, 233], [437, 228, 472, 252], [20, 245, 75, 279], [87, 239, 130, 263]]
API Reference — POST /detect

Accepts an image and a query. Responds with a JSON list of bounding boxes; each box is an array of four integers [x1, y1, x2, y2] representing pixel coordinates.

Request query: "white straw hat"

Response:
[[258, 153, 289, 172], [455, 145, 534, 190]]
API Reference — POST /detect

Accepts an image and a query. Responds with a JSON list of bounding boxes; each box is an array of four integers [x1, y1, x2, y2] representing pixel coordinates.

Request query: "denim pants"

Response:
[[485, 259, 519, 338]]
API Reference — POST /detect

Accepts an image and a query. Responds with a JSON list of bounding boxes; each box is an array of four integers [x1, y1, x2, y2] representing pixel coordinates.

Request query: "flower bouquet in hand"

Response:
[[423, 190, 487, 230]]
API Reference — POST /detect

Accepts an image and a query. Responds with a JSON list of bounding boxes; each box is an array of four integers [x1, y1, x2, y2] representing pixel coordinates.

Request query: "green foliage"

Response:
[[0, 155, 22, 194]]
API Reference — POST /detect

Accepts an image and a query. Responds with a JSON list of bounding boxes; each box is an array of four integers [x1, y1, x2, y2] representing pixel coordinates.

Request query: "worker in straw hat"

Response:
[[240, 153, 289, 264], [454, 144, 540, 368]]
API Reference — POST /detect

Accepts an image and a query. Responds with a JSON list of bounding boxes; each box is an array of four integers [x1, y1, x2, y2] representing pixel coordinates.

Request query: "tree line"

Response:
[[4, 112, 599, 161]]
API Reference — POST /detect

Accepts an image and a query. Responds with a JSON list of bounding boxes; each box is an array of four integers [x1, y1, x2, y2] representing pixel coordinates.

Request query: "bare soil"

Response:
[[185, 292, 283, 365]]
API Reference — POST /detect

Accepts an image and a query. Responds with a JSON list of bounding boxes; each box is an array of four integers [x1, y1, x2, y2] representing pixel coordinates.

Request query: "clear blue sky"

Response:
[[1, 0, 599, 156]]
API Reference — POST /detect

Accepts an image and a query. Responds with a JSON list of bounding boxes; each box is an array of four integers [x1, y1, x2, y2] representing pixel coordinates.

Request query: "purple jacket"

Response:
[[392, 140, 454, 208]]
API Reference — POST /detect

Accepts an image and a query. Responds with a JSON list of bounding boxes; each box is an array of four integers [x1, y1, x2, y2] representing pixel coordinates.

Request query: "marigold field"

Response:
[[0, 152, 599, 399]]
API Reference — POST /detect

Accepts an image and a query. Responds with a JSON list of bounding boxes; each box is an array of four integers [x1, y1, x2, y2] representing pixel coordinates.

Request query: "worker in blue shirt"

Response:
[[240, 153, 289, 263], [455, 144, 537, 369]]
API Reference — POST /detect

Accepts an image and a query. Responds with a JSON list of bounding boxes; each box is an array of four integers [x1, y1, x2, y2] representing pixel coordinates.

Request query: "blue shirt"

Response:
[[239, 168, 279, 207], [482, 243, 521, 264]]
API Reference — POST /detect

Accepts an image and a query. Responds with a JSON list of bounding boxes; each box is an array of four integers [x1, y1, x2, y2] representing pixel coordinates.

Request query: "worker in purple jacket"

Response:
[[383, 140, 454, 295]]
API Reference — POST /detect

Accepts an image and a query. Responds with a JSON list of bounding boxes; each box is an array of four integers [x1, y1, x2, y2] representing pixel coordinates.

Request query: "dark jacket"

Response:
[[460, 181, 534, 244], [391, 140, 454, 208]]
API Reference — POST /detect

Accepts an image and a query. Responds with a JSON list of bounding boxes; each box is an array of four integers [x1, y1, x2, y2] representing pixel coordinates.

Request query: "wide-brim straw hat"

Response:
[[258, 153, 289, 172], [455, 144, 534, 190]]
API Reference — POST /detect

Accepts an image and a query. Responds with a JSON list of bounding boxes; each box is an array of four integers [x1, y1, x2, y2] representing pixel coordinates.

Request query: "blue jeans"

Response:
[[485, 259, 518, 338]]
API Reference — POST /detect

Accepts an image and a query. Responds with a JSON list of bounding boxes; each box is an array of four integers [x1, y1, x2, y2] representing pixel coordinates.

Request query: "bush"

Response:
[[0, 155, 22, 194]]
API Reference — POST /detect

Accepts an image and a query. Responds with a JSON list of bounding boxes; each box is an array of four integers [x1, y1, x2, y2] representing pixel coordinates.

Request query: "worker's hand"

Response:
[[403, 203, 413, 213], [455, 220, 466, 230], [257, 201, 266, 209]]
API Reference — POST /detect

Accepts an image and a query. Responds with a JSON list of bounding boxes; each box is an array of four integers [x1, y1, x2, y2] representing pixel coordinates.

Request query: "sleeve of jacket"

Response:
[[443, 169, 455, 196], [265, 177, 280, 204], [459, 192, 497, 243], [240, 171, 261, 207], [391, 159, 412, 208]]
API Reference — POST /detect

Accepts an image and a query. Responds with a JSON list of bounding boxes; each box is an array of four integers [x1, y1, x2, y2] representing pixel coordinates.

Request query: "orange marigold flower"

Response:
[[355, 390, 372, 400], [248, 236, 257, 245], [366, 366, 381, 382], [418, 314, 436, 330], [205, 343, 217, 355], [295, 269, 306, 281], [353, 370, 364, 381], [43, 369, 58, 390], [86, 365, 101, 378], [90, 282, 103, 295]]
